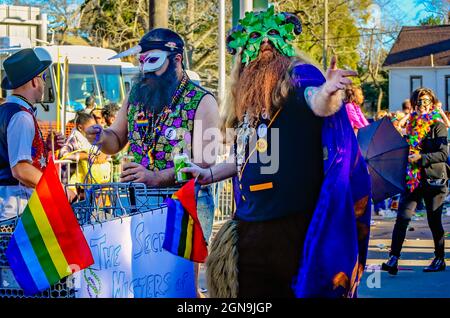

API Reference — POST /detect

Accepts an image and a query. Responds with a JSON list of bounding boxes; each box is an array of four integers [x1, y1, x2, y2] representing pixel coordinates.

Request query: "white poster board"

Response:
[[74, 207, 196, 298]]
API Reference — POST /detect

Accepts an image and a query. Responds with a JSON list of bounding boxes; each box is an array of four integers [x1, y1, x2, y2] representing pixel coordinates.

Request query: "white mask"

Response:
[[139, 50, 168, 73]]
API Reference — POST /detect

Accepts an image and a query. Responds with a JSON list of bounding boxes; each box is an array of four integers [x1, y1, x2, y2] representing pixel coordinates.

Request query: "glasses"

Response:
[[417, 97, 432, 107], [37, 71, 47, 82]]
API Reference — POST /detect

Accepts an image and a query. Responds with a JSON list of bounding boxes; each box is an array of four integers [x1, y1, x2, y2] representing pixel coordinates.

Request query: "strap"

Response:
[[238, 107, 283, 180]]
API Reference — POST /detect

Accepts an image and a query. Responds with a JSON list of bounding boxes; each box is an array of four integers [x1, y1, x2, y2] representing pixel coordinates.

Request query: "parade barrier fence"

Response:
[[0, 183, 196, 298], [0, 155, 235, 298]]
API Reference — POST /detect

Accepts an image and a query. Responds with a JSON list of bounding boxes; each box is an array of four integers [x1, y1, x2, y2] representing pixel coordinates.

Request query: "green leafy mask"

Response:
[[227, 7, 302, 66]]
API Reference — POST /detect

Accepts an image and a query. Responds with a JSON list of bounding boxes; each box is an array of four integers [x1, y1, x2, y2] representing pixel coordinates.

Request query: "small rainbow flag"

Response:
[[6, 158, 94, 295], [163, 180, 208, 263], [136, 119, 149, 127]]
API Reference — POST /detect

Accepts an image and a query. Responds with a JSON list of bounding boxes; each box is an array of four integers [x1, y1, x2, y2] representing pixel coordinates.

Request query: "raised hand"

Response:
[[47, 130, 66, 151], [323, 55, 358, 96]]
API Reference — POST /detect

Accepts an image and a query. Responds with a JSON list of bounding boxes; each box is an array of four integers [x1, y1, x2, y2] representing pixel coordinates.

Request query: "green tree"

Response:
[[79, 0, 148, 55], [168, 0, 232, 93], [276, 0, 372, 71]]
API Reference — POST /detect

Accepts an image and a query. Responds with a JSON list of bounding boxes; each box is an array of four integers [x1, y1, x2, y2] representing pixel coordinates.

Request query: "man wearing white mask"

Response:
[[85, 28, 219, 297]]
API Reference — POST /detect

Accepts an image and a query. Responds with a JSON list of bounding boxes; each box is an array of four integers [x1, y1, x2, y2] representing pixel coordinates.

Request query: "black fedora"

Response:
[[1, 48, 51, 90]]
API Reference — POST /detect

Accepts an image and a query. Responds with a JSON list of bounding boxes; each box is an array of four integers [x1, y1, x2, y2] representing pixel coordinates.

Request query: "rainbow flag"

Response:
[[6, 158, 94, 295], [163, 180, 208, 263]]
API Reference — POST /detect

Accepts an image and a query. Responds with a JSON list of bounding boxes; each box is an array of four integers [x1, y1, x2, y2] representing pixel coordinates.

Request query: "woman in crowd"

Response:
[[344, 85, 369, 134], [382, 88, 448, 274], [59, 112, 110, 197]]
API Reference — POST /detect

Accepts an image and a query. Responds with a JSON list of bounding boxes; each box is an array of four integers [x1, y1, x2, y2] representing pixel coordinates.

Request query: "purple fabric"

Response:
[[290, 64, 372, 297], [293, 106, 372, 298]]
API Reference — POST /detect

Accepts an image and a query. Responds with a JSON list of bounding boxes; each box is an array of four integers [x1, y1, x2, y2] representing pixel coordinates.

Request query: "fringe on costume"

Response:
[[205, 219, 239, 298]]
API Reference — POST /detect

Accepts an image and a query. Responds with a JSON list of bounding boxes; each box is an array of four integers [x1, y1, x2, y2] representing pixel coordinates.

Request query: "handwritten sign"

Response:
[[74, 207, 196, 298]]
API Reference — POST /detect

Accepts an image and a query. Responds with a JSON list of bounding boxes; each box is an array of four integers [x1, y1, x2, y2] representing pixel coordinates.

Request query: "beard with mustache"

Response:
[[235, 45, 292, 126], [129, 57, 182, 114]]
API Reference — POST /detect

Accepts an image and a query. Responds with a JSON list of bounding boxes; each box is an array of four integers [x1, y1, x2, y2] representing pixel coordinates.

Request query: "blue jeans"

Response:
[[196, 185, 215, 244]]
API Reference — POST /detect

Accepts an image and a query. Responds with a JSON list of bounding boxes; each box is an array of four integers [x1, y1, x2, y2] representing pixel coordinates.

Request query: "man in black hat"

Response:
[[0, 48, 66, 221]]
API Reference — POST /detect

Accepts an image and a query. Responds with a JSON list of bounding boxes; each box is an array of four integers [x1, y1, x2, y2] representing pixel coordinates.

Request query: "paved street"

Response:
[[359, 213, 450, 298]]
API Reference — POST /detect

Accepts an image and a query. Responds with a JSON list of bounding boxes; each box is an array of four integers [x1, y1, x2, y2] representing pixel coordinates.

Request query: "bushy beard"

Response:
[[235, 49, 291, 125], [130, 58, 181, 114]]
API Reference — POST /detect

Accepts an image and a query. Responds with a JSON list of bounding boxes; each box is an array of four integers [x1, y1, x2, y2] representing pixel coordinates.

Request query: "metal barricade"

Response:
[[212, 178, 235, 223], [69, 183, 178, 225], [0, 218, 76, 298], [0, 177, 235, 298], [0, 182, 178, 298]]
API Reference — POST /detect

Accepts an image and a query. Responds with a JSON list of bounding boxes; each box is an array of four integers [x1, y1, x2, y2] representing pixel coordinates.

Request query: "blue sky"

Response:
[[377, 0, 446, 26], [395, 0, 433, 25]]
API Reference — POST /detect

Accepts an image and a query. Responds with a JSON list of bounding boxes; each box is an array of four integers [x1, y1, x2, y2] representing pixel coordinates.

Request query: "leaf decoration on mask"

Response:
[[226, 6, 302, 66]]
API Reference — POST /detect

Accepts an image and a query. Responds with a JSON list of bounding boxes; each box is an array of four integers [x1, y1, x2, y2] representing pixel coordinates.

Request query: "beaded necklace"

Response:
[[144, 72, 189, 166], [405, 110, 442, 192]]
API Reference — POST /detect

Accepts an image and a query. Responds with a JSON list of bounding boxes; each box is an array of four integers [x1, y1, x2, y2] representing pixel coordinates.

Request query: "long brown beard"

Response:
[[235, 50, 291, 125]]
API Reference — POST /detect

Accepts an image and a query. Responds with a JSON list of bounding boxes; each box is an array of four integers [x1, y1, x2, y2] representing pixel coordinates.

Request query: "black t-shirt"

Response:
[[234, 86, 324, 222]]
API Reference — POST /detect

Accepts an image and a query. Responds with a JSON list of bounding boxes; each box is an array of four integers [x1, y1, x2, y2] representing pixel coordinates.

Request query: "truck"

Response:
[[34, 45, 126, 132], [1, 43, 127, 135]]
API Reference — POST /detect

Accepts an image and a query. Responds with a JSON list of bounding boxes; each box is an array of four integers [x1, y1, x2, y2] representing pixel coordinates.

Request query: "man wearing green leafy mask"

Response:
[[183, 7, 372, 298]]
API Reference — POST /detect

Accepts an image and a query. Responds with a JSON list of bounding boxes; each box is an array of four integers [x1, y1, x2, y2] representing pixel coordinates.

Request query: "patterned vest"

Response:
[[0, 102, 47, 185], [22, 106, 48, 171], [127, 80, 210, 171]]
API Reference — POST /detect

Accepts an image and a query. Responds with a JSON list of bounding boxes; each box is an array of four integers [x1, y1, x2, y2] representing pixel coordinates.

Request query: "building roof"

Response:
[[383, 25, 450, 68]]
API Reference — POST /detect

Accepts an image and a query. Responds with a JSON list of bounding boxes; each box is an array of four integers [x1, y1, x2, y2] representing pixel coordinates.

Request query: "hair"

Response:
[[401, 99, 411, 110], [344, 86, 363, 105], [410, 88, 437, 107], [221, 48, 314, 133], [375, 110, 388, 121], [75, 111, 94, 126], [101, 102, 120, 120], [85, 96, 95, 108]]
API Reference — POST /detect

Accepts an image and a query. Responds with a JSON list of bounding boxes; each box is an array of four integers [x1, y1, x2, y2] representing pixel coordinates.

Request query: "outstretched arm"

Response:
[[120, 94, 221, 187], [308, 56, 358, 117], [181, 162, 237, 185], [85, 96, 129, 154]]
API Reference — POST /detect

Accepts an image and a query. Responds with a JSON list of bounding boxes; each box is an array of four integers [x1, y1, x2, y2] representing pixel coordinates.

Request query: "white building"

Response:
[[384, 25, 450, 111]]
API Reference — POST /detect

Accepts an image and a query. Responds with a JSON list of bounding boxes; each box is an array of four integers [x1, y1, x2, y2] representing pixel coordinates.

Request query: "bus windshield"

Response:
[[66, 64, 123, 112]]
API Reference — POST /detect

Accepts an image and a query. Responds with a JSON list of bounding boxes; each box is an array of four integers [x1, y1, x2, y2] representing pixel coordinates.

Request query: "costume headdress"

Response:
[[226, 6, 302, 65]]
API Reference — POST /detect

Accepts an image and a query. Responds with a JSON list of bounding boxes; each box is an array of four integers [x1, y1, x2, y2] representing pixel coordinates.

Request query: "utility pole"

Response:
[[149, 0, 168, 29], [218, 0, 226, 104], [323, 0, 328, 71]]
